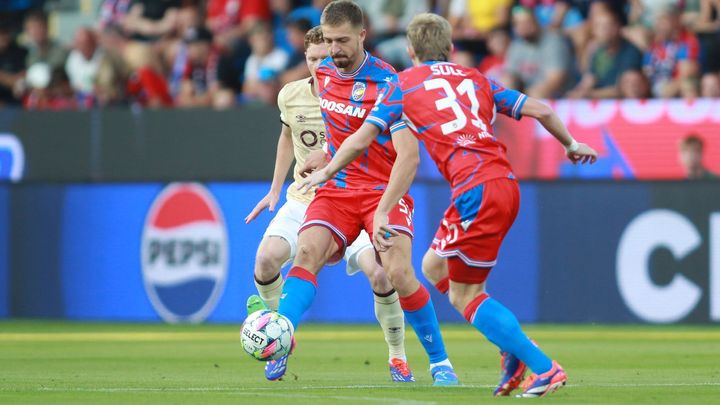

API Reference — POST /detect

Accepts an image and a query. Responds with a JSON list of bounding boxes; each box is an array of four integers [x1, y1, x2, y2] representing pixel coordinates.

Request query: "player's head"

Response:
[[406, 13, 453, 65], [304, 26, 328, 81], [320, 0, 365, 70], [679, 134, 706, 177]]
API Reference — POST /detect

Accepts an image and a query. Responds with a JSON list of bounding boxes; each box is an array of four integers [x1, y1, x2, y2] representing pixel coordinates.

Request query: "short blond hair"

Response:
[[406, 13, 452, 62]]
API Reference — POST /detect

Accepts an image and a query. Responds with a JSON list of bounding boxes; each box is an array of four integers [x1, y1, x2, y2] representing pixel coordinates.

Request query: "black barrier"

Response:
[[0, 107, 281, 181]]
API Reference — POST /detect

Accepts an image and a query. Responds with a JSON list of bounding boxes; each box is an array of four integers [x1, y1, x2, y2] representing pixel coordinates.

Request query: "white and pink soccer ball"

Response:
[[240, 310, 294, 361]]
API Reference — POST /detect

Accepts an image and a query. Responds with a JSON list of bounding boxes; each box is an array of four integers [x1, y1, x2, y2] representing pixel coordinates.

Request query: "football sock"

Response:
[[399, 284, 448, 364], [254, 273, 283, 311], [373, 289, 406, 361], [278, 266, 317, 330], [434, 277, 449, 295], [429, 358, 453, 370], [465, 293, 552, 374]]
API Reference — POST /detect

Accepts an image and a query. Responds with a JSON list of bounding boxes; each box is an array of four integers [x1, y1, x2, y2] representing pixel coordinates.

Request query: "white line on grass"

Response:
[[6, 381, 717, 394]]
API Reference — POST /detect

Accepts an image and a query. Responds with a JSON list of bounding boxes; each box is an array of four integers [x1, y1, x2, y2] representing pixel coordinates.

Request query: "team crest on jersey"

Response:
[[351, 81, 366, 101], [296, 114, 307, 123]]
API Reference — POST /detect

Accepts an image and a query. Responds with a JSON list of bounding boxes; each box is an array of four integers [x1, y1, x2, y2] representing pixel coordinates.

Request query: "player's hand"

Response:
[[244, 191, 280, 224], [296, 167, 330, 194], [373, 211, 400, 252], [567, 143, 598, 165], [299, 149, 328, 178]]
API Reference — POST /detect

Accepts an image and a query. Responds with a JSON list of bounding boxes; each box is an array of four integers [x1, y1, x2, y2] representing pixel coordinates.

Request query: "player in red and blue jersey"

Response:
[[312, 11, 598, 397], [277, 1, 459, 385], [396, 14, 598, 397]]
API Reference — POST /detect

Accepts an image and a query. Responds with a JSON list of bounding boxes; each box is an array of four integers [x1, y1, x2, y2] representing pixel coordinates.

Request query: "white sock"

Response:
[[254, 274, 283, 311], [429, 359, 453, 370], [374, 290, 406, 361]]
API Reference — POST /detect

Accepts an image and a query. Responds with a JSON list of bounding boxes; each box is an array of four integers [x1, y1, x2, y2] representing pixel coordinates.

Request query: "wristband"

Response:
[[564, 139, 579, 153]]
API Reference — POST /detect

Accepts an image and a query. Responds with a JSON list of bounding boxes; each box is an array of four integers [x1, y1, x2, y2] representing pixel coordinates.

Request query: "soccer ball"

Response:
[[240, 310, 294, 361]]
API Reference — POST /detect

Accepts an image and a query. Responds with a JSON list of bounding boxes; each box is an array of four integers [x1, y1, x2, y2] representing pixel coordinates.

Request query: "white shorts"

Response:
[[263, 198, 374, 275]]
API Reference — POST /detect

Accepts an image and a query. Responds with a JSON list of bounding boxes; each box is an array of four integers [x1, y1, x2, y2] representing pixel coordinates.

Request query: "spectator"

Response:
[[65, 28, 103, 98], [502, 5, 574, 98], [358, 0, 430, 70], [679, 134, 717, 179], [618, 69, 651, 98], [627, 0, 685, 50], [124, 42, 173, 107], [477, 27, 510, 81], [175, 26, 227, 108], [24, 67, 80, 111], [568, 11, 643, 99], [278, 17, 313, 85], [242, 22, 289, 104], [448, 0, 512, 65], [122, 0, 181, 42], [643, 5, 701, 98], [206, 0, 271, 51], [21, 10, 68, 72], [684, 0, 720, 97], [98, 0, 133, 32], [0, 23, 27, 106]]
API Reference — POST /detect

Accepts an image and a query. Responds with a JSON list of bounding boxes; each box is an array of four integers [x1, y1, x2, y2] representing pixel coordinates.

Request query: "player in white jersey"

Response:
[[244, 26, 413, 383]]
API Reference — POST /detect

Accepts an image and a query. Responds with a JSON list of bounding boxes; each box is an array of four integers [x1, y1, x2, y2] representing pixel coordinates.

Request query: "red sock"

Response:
[[434, 277, 450, 294], [463, 293, 489, 322], [287, 266, 318, 288], [398, 284, 430, 312]]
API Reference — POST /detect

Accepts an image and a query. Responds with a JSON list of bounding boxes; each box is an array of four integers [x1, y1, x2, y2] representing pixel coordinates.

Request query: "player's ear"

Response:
[[406, 44, 415, 60], [359, 28, 366, 43]]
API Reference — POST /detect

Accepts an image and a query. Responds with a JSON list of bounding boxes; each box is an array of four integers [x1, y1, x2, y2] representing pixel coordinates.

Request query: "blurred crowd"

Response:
[[0, 0, 719, 110]]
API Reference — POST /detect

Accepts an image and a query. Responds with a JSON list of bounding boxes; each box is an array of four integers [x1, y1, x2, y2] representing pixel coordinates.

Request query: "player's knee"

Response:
[[369, 266, 392, 293], [254, 249, 284, 281], [448, 290, 468, 313], [295, 243, 322, 267]]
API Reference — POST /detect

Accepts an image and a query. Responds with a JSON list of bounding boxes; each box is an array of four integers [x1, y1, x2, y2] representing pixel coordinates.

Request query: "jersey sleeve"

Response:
[[489, 78, 527, 120], [276, 84, 289, 127], [365, 74, 406, 133]]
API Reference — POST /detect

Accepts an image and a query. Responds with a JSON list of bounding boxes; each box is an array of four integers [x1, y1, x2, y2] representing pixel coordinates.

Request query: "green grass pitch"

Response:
[[1, 321, 719, 404]]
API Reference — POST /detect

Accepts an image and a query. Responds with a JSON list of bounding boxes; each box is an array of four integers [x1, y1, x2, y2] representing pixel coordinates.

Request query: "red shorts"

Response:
[[431, 178, 519, 283], [301, 186, 414, 264]]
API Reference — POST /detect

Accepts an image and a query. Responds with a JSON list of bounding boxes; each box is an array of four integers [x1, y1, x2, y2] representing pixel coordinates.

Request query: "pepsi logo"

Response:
[[141, 183, 228, 323]]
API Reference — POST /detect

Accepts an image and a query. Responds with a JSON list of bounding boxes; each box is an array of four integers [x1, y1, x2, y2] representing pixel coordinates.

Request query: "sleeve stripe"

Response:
[[366, 116, 388, 131], [280, 119, 289, 127], [511, 94, 527, 120]]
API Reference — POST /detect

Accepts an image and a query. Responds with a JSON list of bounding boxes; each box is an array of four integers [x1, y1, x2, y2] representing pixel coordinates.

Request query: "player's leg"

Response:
[[422, 248, 449, 295], [252, 200, 305, 310], [277, 225, 339, 329], [354, 246, 414, 382], [253, 236, 290, 310], [448, 266, 565, 397], [378, 236, 458, 386]]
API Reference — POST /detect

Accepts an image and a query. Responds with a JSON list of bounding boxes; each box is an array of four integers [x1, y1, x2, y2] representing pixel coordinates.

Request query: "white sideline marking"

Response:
[[2, 381, 718, 394]]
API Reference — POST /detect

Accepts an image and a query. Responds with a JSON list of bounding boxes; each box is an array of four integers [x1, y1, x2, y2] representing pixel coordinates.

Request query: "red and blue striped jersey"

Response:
[[398, 61, 527, 199], [316, 51, 406, 190]]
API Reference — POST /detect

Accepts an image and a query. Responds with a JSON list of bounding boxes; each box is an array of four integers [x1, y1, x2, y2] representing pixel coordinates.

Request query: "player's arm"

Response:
[[245, 124, 294, 223], [520, 97, 597, 164], [490, 78, 597, 164], [296, 122, 380, 193], [373, 127, 419, 251]]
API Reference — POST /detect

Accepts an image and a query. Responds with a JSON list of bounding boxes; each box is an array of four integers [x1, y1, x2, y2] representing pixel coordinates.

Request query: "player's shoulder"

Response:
[[366, 53, 399, 81], [282, 77, 313, 94]]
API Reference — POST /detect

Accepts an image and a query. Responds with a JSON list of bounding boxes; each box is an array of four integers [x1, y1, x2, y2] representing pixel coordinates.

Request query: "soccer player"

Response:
[[244, 26, 413, 382], [305, 12, 598, 398], [280, 0, 459, 385]]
